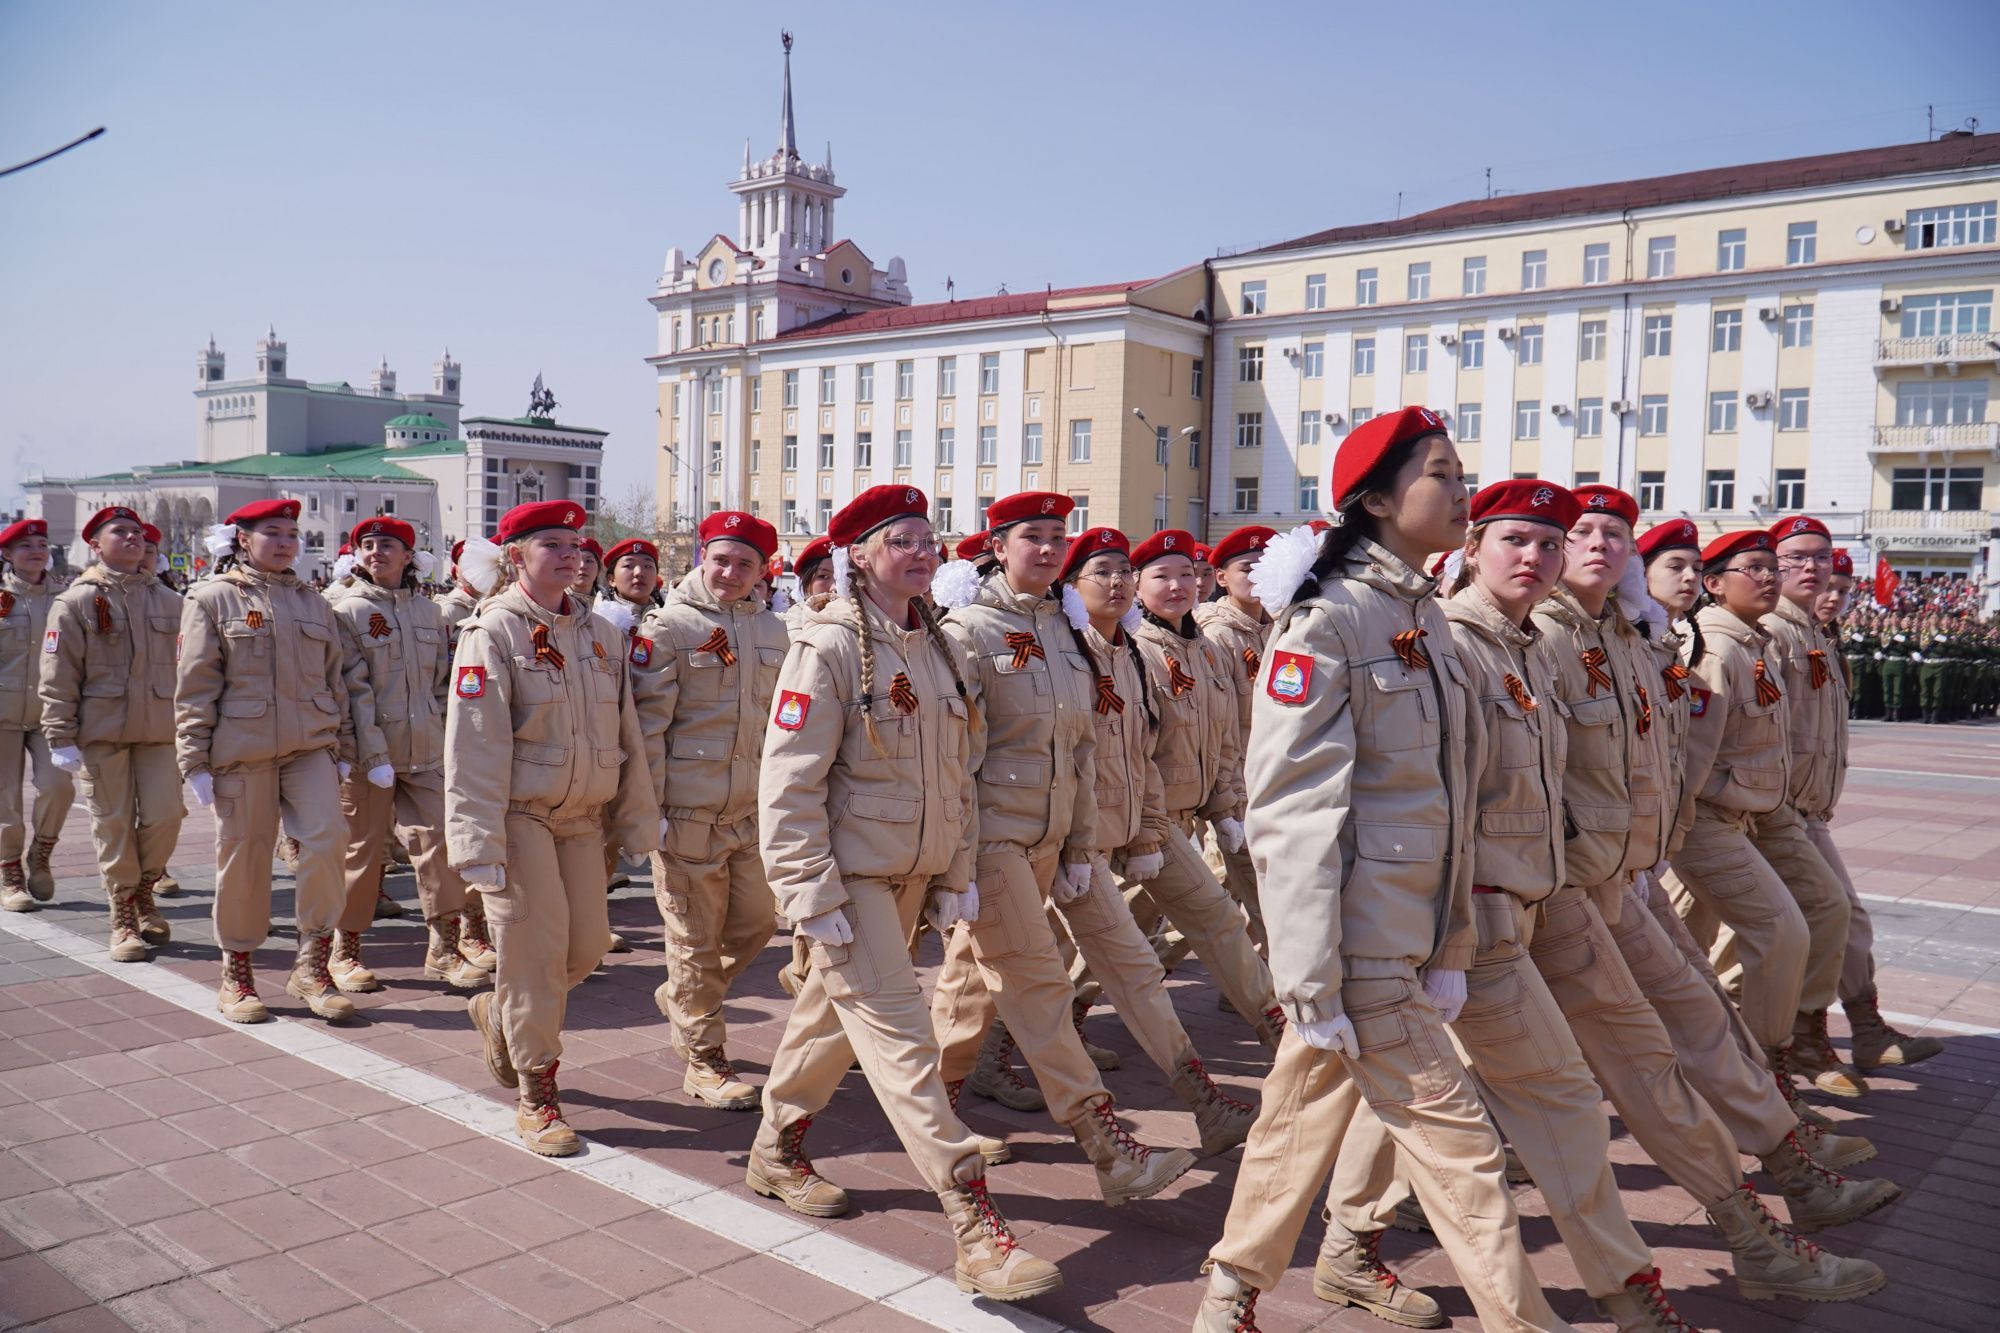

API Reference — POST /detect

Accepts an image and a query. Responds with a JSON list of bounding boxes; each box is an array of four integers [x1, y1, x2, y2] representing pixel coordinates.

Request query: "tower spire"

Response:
[[778, 30, 797, 161]]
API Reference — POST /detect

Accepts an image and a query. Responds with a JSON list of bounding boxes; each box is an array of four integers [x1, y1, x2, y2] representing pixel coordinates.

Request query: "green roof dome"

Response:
[[385, 413, 446, 431]]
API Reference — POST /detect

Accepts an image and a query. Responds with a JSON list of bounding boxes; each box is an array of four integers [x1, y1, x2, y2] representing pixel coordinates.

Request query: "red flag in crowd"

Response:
[[1873, 555, 1899, 609]]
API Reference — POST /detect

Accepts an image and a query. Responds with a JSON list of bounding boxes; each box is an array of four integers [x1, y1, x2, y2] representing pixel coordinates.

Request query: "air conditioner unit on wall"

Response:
[[1437, 333, 1458, 347], [1757, 306, 1780, 322], [1550, 403, 1571, 416], [1744, 390, 1773, 409], [1496, 326, 1517, 341], [1881, 296, 1902, 314], [1609, 399, 1633, 414], [1884, 217, 1906, 236]]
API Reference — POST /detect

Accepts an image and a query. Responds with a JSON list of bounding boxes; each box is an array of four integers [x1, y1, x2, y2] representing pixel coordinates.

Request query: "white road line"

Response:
[[1859, 893, 2000, 919], [0, 912, 1070, 1333], [1849, 766, 2000, 782], [1880, 1010, 2000, 1038]]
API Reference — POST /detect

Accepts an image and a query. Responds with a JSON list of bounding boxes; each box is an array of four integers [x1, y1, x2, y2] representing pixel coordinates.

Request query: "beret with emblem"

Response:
[[1209, 525, 1276, 569], [1637, 518, 1703, 562], [1832, 549, 1854, 576], [1059, 526, 1130, 581], [1331, 405, 1451, 510], [831, 484, 928, 547], [604, 537, 660, 568], [141, 524, 162, 545], [0, 518, 48, 547], [578, 538, 603, 562], [985, 491, 1072, 532], [350, 515, 416, 549], [794, 535, 834, 576], [1769, 514, 1830, 547], [1571, 484, 1640, 527], [698, 511, 777, 560], [82, 506, 143, 541], [226, 498, 301, 528], [1193, 543, 1213, 564], [495, 500, 587, 542], [1130, 528, 1197, 571], [954, 531, 992, 562], [1469, 480, 1579, 531], [1701, 529, 1774, 566]]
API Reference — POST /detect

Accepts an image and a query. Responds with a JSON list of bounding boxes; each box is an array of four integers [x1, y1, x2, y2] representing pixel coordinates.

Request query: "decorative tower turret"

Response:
[[198, 335, 225, 385], [254, 324, 287, 380], [432, 347, 461, 401]]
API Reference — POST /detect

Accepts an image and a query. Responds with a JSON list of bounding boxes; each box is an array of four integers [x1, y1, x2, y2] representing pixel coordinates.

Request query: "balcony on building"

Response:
[[1873, 333, 2000, 371], [1865, 506, 1996, 532], [1869, 421, 2000, 456]]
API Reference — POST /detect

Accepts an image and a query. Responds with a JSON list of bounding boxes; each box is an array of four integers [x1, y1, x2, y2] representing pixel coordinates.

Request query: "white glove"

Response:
[[1216, 817, 1246, 855], [1295, 1015, 1359, 1057], [51, 746, 84, 774], [188, 771, 214, 807], [1052, 861, 1092, 905], [924, 885, 972, 933], [462, 863, 505, 889], [337, 761, 353, 781], [366, 763, 395, 789], [1124, 849, 1165, 882], [1423, 968, 1468, 1024], [798, 908, 854, 947]]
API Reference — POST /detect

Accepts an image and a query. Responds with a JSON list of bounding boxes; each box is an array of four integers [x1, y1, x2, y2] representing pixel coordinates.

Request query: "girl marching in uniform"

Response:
[[784, 536, 835, 633], [435, 540, 482, 642], [0, 518, 75, 911], [595, 536, 665, 903], [1193, 525, 1276, 954]]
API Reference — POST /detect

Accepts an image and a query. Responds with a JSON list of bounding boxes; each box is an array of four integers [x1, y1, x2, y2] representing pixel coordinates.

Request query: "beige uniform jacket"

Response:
[[1245, 539, 1479, 1025], [1761, 597, 1847, 819], [1075, 623, 1169, 859], [1444, 585, 1567, 901], [1194, 600, 1271, 814], [758, 594, 976, 924], [322, 577, 354, 604], [329, 579, 451, 775], [442, 585, 656, 869], [434, 585, 480, 643], [633, 570, 788, 825], [1133, 612, 1243, 822], [38, 566, 181, 750], [1531, 588, 1666, 890], [1, 570, 65, 730], [175, 566, 351, 777], [1673, 606, 1792, 851], [1643, 627, 1695, 847], [943, 575, 1096, 861]]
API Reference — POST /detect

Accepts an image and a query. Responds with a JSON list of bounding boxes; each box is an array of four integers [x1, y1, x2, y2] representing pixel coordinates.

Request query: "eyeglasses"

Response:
[[880, 534, 937, 556], [1076, 568, 1136, 585], [1778, 553, 1835, 569], [1720, 563, 1780, 581]]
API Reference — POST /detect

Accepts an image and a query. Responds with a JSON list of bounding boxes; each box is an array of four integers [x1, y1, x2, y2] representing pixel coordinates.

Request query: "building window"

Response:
[[1238, 345, 1264, 382], [1778, 388, 1811, 430], [1577, 319, 1606, 361], [1356, 268, 1379, 305], [1708, 391, 1738, 433], [1891, 465, 1983, 510], [1405, 333, 1428, 374], [708, 440, 724, 474], [818, 434, 835, 469], [1514, 400, 1541, 439], [1775, 468, 1807, 509], [1642, 313, 1673, 357], [344, 495, 358, 515], [750, 377, 763, 411], [938, 357, 957, 397], [938, 427, 957, 466], [896, 360, 914, 400], [1712, 308, 1743, 352], [1187, 430, 1202, 468], [1298, 473, 1319, 512], [1582, 242, 1610, 285], [1717, 228, 1746, 271], [1900, 290, 1993, 337], [1459, 328, 1484, 369], [854, 363, 874, 401], [1191, 358, 1204, 399], [1350, 407, 1374, 428], [1240, 281, 1267, 315], [707, 378, 726, 413], [1786, 221, 1818, 266], [781, 499, 798, 532], [1353, 337, 1375, 376], [752, 308, 765, 341], [819, 367, 836, 404], [978, 353, 1000, 395], [1647, 236, 1676, 278], [892, 429, 912, 467], [1782, 302, 1814, 348], [380, 496, 397, 515], [1235, 412, 1263, 448], [782, 435, 798, 470], [1299, 410, 1322, 446], [1574, 471, 1600, 485], [1576, 398, 1603, 437], [1463, 255, 1487, 296], [1021, 422, 1043, 463], [1068, 493, 1090, 533], [1640, 395, 1669, 435], [1517, 324, 1544, 365], [1906, 201, 1997, 250], [1305, 273, 1327, 310], [1895, 379, 1989, 424], [1706, 469, 1735, 510], [1234, 476, 1260, 512], [931, 496, 951, 531], [1068, 420, 1091, 462], [978, 425, 998, 465], [750, 439, 761, 471], [1521, 249, 1548, 290], [1407, 262, 1431, 301], [1457, 403, 1482, 441], [782, 370, 799, 408], [855, 431, 874, 468], [1638, 471, 1666, 511], [305, 493, 321, 516], [1148, 424, 1167, 465]]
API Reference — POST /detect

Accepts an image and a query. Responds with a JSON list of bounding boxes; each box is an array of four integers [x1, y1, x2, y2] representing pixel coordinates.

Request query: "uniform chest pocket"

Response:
[[1738, 693, 1783, 744], [1361, 660, 1436, 753], [1493, 693, 1544, 770], [682, 649, 736, 703], [297, 620, 336, 673], [511, 660, 563, 707], [413, 625, 445, 675], [1564, 692, 1623, 768], [985, 654, 1052, 717], [755, 647, 784, 705], [223, 617, 273, 663], [585, 653, 622, 708], [858, 700, 917, 757]]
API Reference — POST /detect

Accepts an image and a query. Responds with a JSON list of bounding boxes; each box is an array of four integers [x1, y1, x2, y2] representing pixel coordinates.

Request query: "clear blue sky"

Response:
[[3, 0, 1996, 508]]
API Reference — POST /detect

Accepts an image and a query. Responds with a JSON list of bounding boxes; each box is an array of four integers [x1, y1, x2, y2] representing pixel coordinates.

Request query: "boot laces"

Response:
[[432, 915, 462, 950], [1623, 1268, 1694, 1330], [1262, 1005, 1287, 1032], [1355, 1228, 1400, 1289], [1187, 1058, 1254, 1113], [1785, 1129, 1850, 1189], [223, 950, 257, 999], [1227, 1287, 1260, 1332], [946, 1078, 964, 1112], [526, 1061, 565, 1127], [29, 838, 53, 872], [1740, 1182, 1821, 1261], [333, 931, 364, 966], [781, 1115, 822, 1178], [112, 894, 143, 938], [303, 933, 338, 990], [134, 875, 160, 920], [963, 1176, 1018, 1254], [695, 1048, 741, 1084], [1091, 1098, 1151, 1162], [992, 1028, 1036, 1095], [460, 904, 493, 951]]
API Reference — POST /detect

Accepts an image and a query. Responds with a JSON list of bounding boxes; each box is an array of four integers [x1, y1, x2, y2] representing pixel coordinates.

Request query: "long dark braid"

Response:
[[1685, 591, 1715, 670]]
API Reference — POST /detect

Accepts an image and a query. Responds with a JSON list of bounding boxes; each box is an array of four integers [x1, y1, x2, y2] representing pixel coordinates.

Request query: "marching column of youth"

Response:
[[174, 500, 355, 1023], [927, 493, 1195, 1206], [35, 507, 184, 958], [326, 517, 489, 994], [1198, 409, 1571, 1333], [0, 519, 75, 911], [627, 517, 789, 1111], [446, 502, 661, 1157], [746, 486, 1063, 1302]]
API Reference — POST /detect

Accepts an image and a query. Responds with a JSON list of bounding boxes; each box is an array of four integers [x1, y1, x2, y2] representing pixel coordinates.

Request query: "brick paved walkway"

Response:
[[2, 719, 1997, 1330]]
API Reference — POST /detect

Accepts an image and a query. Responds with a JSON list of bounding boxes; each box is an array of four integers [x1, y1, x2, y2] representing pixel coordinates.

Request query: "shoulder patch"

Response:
[[1266, 649, 1314, 705], [774, 690, 810, 731], [1688, 686, 1711, 718], [455, 665, 487, 699], [630, 636, 653, 667], [42, 628, 59, 655]]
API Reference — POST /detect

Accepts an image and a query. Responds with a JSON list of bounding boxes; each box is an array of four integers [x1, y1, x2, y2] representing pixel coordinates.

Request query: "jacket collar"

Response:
[[671, 568, 756, 618], [498, 582, 577, 628], [1694, 602, 1769, 648], [1772, 594, 1816, 634], [975, 570, 1060, 621], [1341, 537, 1436, 604], [76, 564, 151, 591], [1445, 582, 1538, 649], [227, 564, 297, 590], [1204, 599, 1268, 634], [2, 568, 54, 594]]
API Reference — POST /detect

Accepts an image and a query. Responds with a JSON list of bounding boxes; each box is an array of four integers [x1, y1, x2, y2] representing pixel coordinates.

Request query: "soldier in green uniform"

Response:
[[1917, 613, 1952, 723], [1844, 610, 1878, 720], [1879, 615, 1915, 721]]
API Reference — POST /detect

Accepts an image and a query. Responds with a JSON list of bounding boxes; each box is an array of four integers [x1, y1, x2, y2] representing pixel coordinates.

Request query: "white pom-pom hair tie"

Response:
[[457, 537, 505, 596], [1060, 582, 1091, 631], [202, 523, 239, 560], [591, 596, 636, 636], [929, 558, 983, 611], [1249, 523, 1323, 617], [830, 545, 853, 599]]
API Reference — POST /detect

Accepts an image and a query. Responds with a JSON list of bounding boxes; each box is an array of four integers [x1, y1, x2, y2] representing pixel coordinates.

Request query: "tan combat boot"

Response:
[[945, 1079, 1012, 1166], [939, 1155, 1062, 1301], [517, 1062, 580, 1156], [457, 899, 498, 970], [372, 888, 404, 919], [1072, 997, 1119, 1071], [286, 933, 357, 1020], [1597, 1267, 1701, 1331], [467, 990, 517, 1087], [1794, 1117, 1877, 1171], [1250, 1004, 1286, 1053], [1789, 1010, 1867, 1098], [1766, 1043, 1835, 1130], [683, 1047, 759, 1111], [1314, 1220, 1444, 1327], [1169, 1057, 1256, 1156], [217, 951, 269, 1023], [25, 836, 57, 901], [133, 874, 170, 945], [106, 889, 150, 964], [1, 860, 31, 912], [1193, 1261, 1263, 1332], [1066, 1092, 1195, 1207], [328, 930, 382, 993], [1844, 988, 1944, 1070], [152, 871, 181, 898], [605, 931, 630, 953], [1706, 1182, 1886, 1302], [967, 1021, 1046, 1112], [1758, 1130, 1900, 1233], [746, 1115, 850, 1217], [423, 917, 489, 988]]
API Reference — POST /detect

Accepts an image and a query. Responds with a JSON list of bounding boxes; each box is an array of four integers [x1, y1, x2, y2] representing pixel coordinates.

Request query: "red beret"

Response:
[[954, 531, 992, 561], [1308, 518, 1332, 534], [1193, 543, 1213, 564], [141, 524, 162, 545], [985, 491, 1072, 531], [604, 537, 660, 567], [226, 499, 301, 528], [1469, 480, 1579, 531], [1210, 525, 1277, 569], [578, 538, 604, 561], [1831, 549, 1855, 576], [495, 500, 587, 542], [337, 543, 353, 556], [1571, 485, 1639, 528], [1059, 526, 1130, 581], [0, 518, 47, 547], [1130, 529, 1198, 571], [831, 484, 928, 547], [1637, 518, 1702, 562], [1701, 529, 1774, 566], [1769, 515, 1830, 546], [699, 511, 777, 560], [450, 539, 465, 563], [1330, 405, 1450, 509], [82, 506, 143, 541], [794, 535, 834, 573], [351, 516, 416, 549]]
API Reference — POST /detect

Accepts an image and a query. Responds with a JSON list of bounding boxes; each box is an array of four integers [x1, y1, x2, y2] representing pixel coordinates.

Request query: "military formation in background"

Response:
[[0, 405, 1987, 1329]]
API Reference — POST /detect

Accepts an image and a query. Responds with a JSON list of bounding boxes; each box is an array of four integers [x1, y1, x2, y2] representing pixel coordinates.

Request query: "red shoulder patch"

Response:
[[1266, 649, 1314, 705], [773, 690, 810, 731], [455, 665, 487, 699], [630, 636, 653, 667], [1688, 686, 1711, 718], [42, 629, 59, 655]]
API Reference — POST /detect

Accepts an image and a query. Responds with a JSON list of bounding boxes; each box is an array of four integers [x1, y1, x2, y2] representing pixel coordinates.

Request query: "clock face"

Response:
[[708, 258, 725, 283]]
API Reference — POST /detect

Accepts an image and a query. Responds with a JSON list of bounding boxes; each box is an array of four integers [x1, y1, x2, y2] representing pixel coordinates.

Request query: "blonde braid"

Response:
[[912, 597, 970, 703], [848, 562, 887, 758]]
